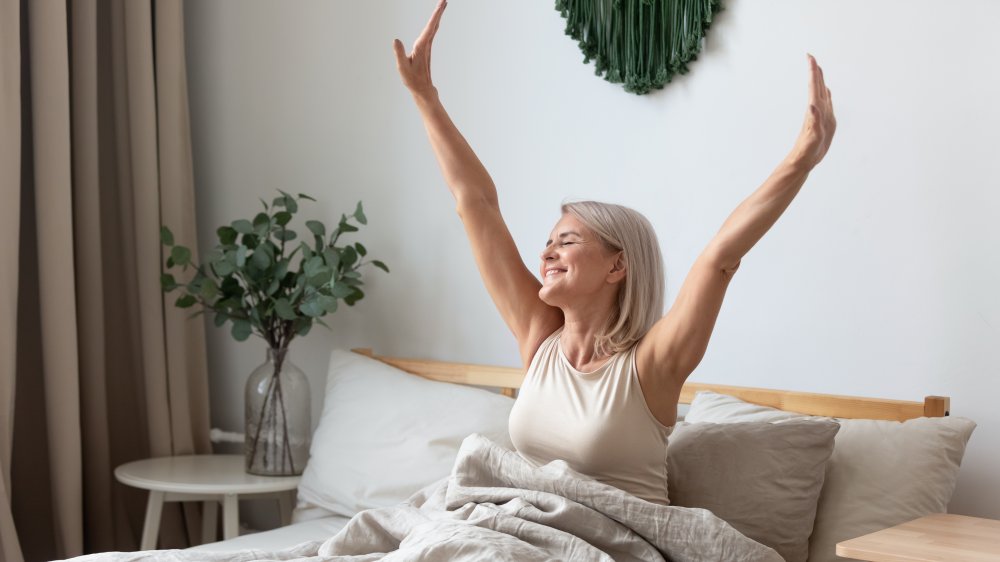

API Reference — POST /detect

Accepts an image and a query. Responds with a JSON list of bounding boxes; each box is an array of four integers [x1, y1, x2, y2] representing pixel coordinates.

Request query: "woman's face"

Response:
[[538, 214, 624, 307]]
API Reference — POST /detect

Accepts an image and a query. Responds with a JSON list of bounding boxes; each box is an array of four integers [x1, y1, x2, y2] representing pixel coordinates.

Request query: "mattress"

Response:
[[187, 515, 351, 552]]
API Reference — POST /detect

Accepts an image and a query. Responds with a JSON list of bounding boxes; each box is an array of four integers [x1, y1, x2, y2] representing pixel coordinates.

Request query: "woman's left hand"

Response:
[[787, 55, 837, 171]]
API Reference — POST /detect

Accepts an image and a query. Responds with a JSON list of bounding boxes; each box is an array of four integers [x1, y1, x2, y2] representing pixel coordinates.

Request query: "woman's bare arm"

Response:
[[394, 1, 561, 366], [637, 55, 837, 391]]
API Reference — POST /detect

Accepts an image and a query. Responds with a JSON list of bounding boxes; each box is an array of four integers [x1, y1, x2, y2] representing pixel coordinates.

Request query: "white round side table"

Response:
[[114, 455, 301, 550]]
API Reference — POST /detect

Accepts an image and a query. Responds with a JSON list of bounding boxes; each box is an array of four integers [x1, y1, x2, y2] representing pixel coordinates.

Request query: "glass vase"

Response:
[[244, 348, 311, 475]]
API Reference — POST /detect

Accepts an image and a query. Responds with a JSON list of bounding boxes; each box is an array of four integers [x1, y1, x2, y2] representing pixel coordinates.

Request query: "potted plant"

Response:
[[160, 191, 388, 475]]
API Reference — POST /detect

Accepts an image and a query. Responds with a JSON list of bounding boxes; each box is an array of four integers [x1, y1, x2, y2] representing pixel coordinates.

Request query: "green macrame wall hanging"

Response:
[[556, 0, 723, 95]]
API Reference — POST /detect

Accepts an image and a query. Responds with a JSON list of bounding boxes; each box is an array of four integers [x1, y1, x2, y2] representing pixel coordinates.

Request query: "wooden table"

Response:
[[115, 455, 301, 550], [836, 513, 1000, 561]]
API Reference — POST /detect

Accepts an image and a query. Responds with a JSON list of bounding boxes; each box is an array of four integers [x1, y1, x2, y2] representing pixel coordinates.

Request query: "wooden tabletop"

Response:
[[836, 513, 1000, 562]]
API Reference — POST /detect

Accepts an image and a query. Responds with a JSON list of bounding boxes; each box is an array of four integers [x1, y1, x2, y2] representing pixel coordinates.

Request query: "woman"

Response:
[[393, 1, 836, 505]]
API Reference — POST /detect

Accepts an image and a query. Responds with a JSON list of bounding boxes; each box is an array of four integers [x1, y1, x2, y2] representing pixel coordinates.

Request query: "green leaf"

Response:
[[341, 245, 358, 268], [274, 211, 292, 226], [274, 230, 297, 242], [259, 197, 269, 210], [275, 298, 298, 320], [171, 246, 192, 267], [298, 193, 316, 202], [275, 259, 289, 279], [266, 278, 280, 296], [242, 233, 259, 250], [322, 248, 340, 270], [305, 220, 325, 237], [213, 258, 236, 277], [175, 294, 197, 308], [235, 245, 248, 267], [166, 256, 175, 268], [298, 241, 314, 260], [272, 196, 285, 208], [217, 226, 238, 245], [204, 249, 225, 262], [283, 194, 299, 213], [218, 296, 242, 310], [308, 270, 333, 287], [253, 212, 270, 228], [299, 295, 325, 317], [344, 287, 365, 306], [214, 311, 229, 327], [294, 318, 313, 336], [354, 242, 367, 257], [232, 219, 254, 234], [220, 276, 243, 296], [160, 226, 174, 246], [303, 256, 324, 278], [252, 249, 271, 269], [200, 279, 219, 302], [372, 260, 390, 273], [353, 201, 367, 225], [318, 295, 338, 314], [338, 220, 359, 234], [231, 319, 252, 341], [160, 273, 177, 291], [331, 282, 354, 298]]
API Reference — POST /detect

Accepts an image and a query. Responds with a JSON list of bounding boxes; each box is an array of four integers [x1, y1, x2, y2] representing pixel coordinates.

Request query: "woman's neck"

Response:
[[559, 303, 617, 371]]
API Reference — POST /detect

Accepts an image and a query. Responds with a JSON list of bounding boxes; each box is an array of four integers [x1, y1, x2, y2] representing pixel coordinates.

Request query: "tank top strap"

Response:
[[523, 326, 565, 385]]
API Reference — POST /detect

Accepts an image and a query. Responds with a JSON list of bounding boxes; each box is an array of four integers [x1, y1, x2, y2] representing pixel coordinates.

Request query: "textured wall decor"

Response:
[[556, 0, 723, 94]]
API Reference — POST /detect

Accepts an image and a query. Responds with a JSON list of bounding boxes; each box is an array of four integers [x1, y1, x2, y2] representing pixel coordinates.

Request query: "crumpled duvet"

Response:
[[65, 434, 783, 562]]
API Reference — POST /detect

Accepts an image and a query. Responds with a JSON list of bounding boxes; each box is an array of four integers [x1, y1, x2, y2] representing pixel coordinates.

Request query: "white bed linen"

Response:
[[186, 516, 350, 553]]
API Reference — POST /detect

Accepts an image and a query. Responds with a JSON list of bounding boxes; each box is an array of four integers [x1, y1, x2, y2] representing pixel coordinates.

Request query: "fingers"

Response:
[[418, 0, 448, 47], [392, 38, 409, 67], [807, 53, 821, 104]]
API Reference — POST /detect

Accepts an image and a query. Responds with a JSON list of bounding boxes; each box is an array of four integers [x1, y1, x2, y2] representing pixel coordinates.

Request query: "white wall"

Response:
[[184, 0, 1000, 521]]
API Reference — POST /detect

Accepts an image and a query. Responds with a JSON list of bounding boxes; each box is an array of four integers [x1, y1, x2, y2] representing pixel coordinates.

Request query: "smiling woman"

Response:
[[393, 0, 836, 505]]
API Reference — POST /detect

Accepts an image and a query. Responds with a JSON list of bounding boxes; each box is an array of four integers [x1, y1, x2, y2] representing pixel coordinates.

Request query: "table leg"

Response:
[[140, 490, 165, 550], [222, 493, 239, 540], [278, 491, 292, 526], [202, 499, 218, 544]]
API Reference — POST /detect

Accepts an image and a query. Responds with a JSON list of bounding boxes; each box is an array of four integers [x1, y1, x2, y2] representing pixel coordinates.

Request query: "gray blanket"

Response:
[[67, 435, 782, 562]]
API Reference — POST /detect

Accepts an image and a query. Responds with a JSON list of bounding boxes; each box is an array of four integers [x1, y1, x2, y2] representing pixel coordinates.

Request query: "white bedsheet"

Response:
[[187, 516, 350, 553]]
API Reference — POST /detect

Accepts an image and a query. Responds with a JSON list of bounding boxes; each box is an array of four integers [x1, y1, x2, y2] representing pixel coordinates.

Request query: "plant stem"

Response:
[[247, 346, 297, 474]]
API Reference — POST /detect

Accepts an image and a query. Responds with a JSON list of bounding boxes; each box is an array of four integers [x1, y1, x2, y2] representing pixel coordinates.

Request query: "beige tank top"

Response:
[[508, 327, 673, 505]]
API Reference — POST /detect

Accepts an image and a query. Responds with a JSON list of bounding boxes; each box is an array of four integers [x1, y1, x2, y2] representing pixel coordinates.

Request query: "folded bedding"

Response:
[[65, 434, 781, 562]]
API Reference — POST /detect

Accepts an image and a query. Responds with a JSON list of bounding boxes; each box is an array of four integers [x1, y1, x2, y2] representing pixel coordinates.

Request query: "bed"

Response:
[[102, 348, 974, 562]]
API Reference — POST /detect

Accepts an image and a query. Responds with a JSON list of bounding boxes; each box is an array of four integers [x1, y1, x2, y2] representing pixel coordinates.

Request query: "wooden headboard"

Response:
[[352, 348, 950, 422]]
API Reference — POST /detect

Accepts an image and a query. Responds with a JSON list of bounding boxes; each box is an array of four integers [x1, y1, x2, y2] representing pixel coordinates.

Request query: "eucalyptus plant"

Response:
[[160, 191, 389, 352]]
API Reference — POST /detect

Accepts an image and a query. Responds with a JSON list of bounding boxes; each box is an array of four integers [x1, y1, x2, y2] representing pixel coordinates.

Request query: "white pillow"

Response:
[[295, 349, 515, 519], [686, 391, 976, 562]]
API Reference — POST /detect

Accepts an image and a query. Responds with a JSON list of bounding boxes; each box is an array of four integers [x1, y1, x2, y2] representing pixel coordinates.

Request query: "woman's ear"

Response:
[[607, 252, 627, 284]]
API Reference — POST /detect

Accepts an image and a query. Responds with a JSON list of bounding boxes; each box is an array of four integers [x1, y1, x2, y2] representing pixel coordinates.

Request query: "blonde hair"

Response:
[[561, 201, 665, 356]]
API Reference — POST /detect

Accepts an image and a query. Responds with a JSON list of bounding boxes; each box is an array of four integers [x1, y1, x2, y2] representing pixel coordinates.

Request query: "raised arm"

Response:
[[637, 55, 837, 391], [393, 1, 562, 367]]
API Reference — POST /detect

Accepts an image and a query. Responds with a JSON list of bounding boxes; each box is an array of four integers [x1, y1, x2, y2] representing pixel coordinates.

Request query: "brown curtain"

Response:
[[0, 0, 212, 560]]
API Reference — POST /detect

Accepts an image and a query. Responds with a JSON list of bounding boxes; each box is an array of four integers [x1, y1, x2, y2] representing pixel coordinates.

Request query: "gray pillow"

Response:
[[667, 419, 840, 562], [686, 391, 977, 562]]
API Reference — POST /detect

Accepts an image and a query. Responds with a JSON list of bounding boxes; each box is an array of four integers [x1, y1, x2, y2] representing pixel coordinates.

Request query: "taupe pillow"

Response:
[[667, 419, 840, 562], [686, 391, 977, 562]]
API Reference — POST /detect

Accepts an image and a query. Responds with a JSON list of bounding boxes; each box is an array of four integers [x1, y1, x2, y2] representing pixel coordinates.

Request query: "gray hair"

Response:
[[561, 200, 665, 356]]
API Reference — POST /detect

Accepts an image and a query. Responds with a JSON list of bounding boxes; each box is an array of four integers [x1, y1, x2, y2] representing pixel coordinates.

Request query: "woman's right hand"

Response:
[[393, 0, 447, 99]]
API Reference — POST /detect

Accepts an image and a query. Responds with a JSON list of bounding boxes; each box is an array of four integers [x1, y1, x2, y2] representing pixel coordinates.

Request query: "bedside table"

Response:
[[836, 513, 1000, 561], [115, 455, 301, 550]]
